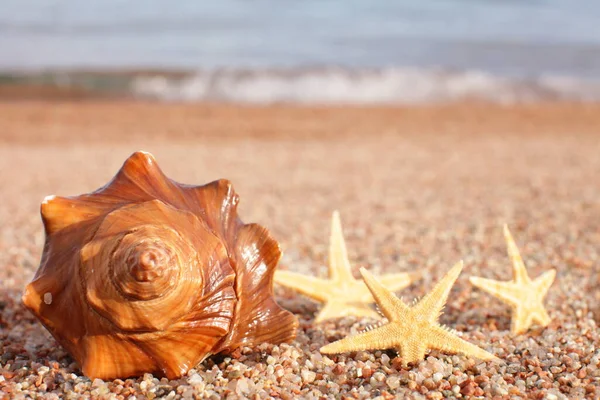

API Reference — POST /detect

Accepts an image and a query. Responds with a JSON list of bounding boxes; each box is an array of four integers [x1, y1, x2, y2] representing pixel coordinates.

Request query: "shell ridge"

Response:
[[24, 218, 100, 346], [94, 152, 187, 208], [183, 179, 238, 241], [214, 223, 298, 352], [40, 152, 189, 235], [80, 332, 160, 379]]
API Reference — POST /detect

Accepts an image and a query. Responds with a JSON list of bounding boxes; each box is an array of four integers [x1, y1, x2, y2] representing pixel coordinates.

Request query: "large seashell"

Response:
[[22, 151, 298, 379]]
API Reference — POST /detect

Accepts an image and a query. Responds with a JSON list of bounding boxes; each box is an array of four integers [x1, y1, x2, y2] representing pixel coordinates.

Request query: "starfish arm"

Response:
[[429, 325, 498, 361], [328, 211, 356, 283], [413, 261, 463, 322], [274, 270, 331, 302], [320, 323, 398, 354], [354, 272, 416, 303], [533, 269, 556, 297], [531, 306, 551, 329], [314, 302, 381, 323], [510, 304, 533, 335], [359, 268, 410, 321], [355, 285, 385, 304], [469, 276, 521, 306], [503, 225, 531, 284], [398, 342, 428, 366], [376, 272, 418, 293]]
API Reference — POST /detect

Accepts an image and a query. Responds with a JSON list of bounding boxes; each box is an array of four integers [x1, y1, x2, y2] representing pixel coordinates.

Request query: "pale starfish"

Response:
[[469, 225, 556, 335], [274, 211, 417, 323], [320, 262, 498, 365]]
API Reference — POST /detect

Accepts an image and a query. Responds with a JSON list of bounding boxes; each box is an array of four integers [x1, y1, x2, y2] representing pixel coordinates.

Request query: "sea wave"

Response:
[[130, 67, 600, 104]]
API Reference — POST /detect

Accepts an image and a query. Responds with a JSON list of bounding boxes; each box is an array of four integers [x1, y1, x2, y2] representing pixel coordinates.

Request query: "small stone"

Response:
[[492, 384, 508, 396], [386, 375, 400, 390], [460, 382, 475, 396], [310, 353, 323, 365], [235, 378, 250, 394], [37, 366, 50, 375], [301, 370, 316, 383], [423, 378, 437, 390], [188, 373, 203, 386], [432, 372, 443, 383], [373, 372, 386, 382], [322, 356, 334, 366], [332, 364, 344, 375], [266, 356, 276, 365], [229, 370, 242, 379], [550, 366, 562, 374], [381, 354, 390, 365]]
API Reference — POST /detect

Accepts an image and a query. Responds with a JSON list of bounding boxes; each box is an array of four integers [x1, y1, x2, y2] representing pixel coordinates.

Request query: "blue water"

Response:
[[2, 0, 600, 77], [2, 1, 600, 103]]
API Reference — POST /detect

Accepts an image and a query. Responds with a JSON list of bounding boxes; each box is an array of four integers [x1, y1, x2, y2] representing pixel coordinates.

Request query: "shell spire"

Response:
[[23, 151, 298, 379]]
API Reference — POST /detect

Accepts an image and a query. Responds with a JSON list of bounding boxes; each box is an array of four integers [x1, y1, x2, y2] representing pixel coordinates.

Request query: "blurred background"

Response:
[[1, 0, 600, 103]]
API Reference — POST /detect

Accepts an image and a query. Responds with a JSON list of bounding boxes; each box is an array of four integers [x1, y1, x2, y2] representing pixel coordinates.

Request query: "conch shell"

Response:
[[22, 151, 298, 379]]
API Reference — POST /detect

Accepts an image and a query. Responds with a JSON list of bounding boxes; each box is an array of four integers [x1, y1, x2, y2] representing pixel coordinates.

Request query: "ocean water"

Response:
[[2, 0, 600, 103]]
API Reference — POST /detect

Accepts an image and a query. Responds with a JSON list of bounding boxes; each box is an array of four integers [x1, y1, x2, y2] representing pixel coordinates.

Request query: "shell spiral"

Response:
[[22, 151, 298, 379]]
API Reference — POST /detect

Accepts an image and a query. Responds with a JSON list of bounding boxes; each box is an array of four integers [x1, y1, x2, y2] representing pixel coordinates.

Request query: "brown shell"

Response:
[[22, 151, 298, 380]]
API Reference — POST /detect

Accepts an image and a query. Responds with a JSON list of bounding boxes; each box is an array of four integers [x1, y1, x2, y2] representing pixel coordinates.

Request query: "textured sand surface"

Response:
[[1, 101, 600, 399]]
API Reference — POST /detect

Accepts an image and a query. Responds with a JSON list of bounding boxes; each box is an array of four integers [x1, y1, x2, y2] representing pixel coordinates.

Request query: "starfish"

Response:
[[320, 262, 498, 365], [274, 211, 417, 323], [469, 225, 556, 335]]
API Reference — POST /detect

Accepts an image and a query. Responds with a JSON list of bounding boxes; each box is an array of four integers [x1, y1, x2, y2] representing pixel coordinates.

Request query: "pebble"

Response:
[[91, 378, 104, 388], [386, 376, 400, 390], [301, 370, 316, 383], [234, 378, 250, 394], [188, 374, 203, 386]]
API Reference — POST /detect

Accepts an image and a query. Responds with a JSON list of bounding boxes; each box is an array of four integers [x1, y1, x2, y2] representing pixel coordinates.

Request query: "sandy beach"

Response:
[[1, 100, 599, 399]]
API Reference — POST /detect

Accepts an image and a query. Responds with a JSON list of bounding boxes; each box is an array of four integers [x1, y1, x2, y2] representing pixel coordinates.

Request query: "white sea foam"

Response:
[[130, 68, 600, 104]]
